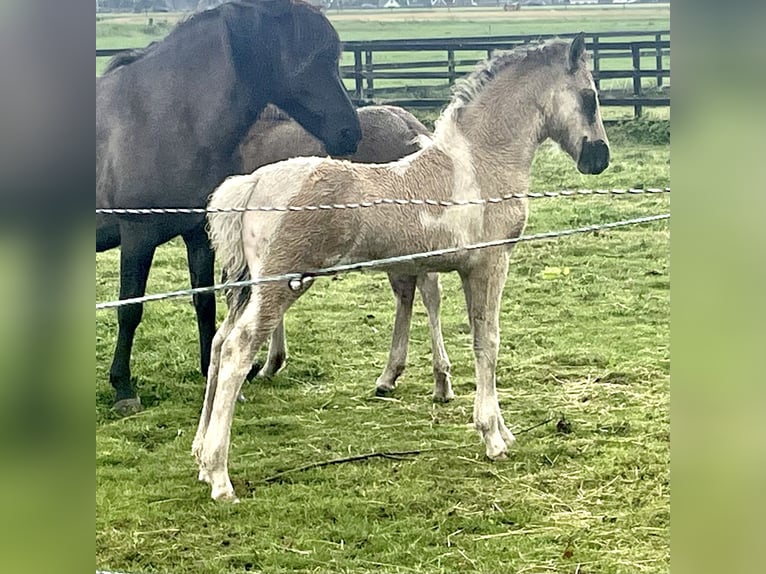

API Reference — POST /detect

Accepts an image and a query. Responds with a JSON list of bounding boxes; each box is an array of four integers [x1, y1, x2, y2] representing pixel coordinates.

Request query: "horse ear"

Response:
[[568, 32, 586, 72]]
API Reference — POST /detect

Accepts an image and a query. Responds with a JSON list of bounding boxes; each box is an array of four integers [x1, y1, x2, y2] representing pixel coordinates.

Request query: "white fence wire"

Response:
[[96, 213, 670, 311], [96, 187, 669, 215]]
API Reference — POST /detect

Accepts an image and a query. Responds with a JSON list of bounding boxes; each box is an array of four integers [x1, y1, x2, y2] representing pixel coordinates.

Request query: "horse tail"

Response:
[[207, 173, 260, 288]]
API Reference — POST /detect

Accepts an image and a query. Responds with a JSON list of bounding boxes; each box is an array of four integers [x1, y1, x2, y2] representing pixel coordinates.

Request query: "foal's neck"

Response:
[[434, 89, 544, 196]]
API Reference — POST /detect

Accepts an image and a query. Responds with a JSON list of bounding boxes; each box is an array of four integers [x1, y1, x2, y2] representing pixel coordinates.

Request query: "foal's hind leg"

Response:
[[375, 274, 417, 395], [192, 312, 235, 468], [238, 319, 286, 404], [257, 319, 288, 378], [198, 284, 303, 501], [417, 273, 453, 402]]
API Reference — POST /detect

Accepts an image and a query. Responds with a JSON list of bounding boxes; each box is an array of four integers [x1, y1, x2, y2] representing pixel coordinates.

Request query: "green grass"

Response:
[[330, 6, 669, 40], [96, 133, 670, 573]]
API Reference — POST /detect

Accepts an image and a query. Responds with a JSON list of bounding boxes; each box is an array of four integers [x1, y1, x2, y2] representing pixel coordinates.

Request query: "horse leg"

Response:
[[199, 283, 302, 501], [417, 273, 453, 402], [108, 229, 158, 415], [257, 319, 288, 378], [192, 311, 235, 470], [375, 274, 417, 395], [460, 257, 515, 460], [96, 220, 121, 252], [182, 224, 216, 378]]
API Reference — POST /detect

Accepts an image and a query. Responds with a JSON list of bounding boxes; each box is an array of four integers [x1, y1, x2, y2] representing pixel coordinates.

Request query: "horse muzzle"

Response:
[[577, 138, 610, 175], [324, 125, 362, 157]]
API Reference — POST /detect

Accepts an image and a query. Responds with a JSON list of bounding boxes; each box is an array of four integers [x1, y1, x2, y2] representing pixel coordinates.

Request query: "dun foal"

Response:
[[237, 105, 450, 396], [195, 35, 610, 501]]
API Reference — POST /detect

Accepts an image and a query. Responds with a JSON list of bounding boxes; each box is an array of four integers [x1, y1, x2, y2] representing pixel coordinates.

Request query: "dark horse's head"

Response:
[[224, 0, 361, 156]]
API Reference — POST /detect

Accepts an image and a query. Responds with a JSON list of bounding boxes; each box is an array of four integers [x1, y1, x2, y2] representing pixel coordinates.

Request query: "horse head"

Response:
[[546, 33, 610, 175], [223, 0, 361, 156]]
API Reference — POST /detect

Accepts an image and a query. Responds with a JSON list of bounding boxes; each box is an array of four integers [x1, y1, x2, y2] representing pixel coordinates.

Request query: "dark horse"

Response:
[[96, 0, 361, 414]]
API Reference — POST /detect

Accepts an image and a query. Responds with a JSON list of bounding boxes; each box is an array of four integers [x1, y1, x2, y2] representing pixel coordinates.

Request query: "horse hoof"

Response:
[[375, 385, 395, 397], [245, 361, 264, 382], [432, 391, 454, 403], [112, 397, 142, 416], [212, 489, 240, 503]]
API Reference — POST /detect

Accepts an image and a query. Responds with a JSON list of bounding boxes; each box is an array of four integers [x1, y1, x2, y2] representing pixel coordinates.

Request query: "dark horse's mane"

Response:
[[103, 1, 324, 75], [103, 6, 222, 74], [103, 44, 157, 74]]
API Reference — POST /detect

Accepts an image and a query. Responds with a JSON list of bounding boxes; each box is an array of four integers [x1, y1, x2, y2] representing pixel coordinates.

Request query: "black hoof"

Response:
[[246, 361, 264, 382], [375, 386, 395, 397], [113, 397, 143, 417]]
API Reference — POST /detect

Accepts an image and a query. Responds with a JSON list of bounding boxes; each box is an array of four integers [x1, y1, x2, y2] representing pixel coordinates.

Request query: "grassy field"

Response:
[[96, 6, 670, 48], [96, 6, 670, 573], [96, 126, 670, 573]]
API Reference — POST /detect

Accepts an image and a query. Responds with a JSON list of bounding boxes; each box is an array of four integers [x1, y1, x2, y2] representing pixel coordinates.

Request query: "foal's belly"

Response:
[[344, 199, 528, 275]]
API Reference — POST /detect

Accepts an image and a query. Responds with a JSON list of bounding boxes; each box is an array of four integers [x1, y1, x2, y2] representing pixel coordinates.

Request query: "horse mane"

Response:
[[103, 1, 324, 75], [440, 38, 570, 124], [102, 7, 225, 74], [103, 44, 155, 74]]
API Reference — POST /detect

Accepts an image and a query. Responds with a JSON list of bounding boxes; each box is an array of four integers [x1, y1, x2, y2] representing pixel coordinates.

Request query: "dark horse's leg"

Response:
[[109, 222, 160, 415], [96, 216, 121, 252], [182, 224, 216, 378]]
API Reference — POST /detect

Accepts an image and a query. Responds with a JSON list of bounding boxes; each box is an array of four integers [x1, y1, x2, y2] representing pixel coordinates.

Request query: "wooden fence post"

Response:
[[353, 49, 363, 101], [364, 50, 374, 100], [655, 33, 664, 89], [631, 43, 643, 118], [592, 34, 600, 91], [447, 48, 456, 86]]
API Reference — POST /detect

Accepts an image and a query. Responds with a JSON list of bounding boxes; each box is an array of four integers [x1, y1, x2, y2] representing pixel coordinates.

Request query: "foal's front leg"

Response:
[[375, 274, 417, 395], [461, 258, 515, 460], [197, 298, 270, 502], [198, 283, 304, 501]]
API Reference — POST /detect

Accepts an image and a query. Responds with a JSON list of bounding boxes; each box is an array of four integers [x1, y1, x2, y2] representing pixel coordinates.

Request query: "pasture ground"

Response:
[[96, 126, 670, 573]]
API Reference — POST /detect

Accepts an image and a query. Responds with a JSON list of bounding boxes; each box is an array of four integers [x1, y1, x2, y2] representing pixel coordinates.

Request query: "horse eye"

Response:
[[580, 89, 598, 123]]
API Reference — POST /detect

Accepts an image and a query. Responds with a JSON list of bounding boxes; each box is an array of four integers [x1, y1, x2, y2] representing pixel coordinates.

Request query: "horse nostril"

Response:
[[595, 140, 610, 163], [578, 139, 610, 174]]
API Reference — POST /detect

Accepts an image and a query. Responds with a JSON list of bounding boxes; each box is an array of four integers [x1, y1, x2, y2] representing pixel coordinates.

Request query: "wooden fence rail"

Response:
[[97, 29, 670, 119]]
